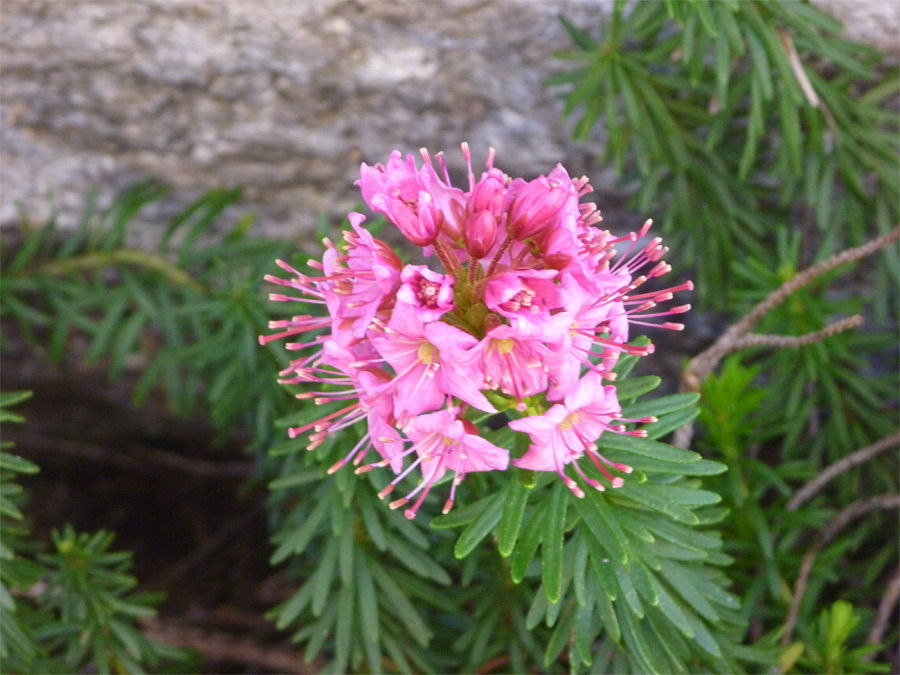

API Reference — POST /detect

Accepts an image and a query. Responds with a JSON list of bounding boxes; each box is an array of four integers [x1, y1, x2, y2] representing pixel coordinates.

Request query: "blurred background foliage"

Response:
[[1, 0, 897, 672]]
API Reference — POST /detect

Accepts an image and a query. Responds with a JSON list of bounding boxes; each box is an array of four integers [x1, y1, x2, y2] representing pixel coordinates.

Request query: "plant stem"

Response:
[[485, 235, 513, 278], [35, 249, 207, 295]]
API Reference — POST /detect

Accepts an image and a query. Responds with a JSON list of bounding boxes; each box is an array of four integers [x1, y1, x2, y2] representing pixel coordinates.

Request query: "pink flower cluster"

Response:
[[261, 145, 691, 519]]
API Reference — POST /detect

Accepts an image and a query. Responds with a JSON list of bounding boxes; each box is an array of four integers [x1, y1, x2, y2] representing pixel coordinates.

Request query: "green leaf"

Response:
[[338, 520, 355, 586], [621, 392, 700, 420], [642, 407, 701, 441], [453, 492, 504, 559], [497, 478, 530, 557], [594, 575, 620, 642], [525, 588, 548, 630], [385, 532, 451, 585], [430, 494, 493, 530], [269, 493, 331, 564], [603, 449, 725, 477], [543, 601, 576, 667], [574, 490, 628, 565], [334, 583, 354, 673], [542, 483, 568, 603], [0, 453, 39, 475], [85, 293, 129, 362], [573, 603, 596, 666], [658, 560, 719, 623], [371, 560, 432, 646], [652, 579, 695, 640], [714, 21, 731, 103], [614, 376, 661, 401], [310, 539, 339, 617], [599, 433, 701, 464], [613, 484, 700, 524], [271, 582, 314, 630], [618, 600, 667, 673], [359, 496, 387, 552], [510, 505, 547, 583], [779, 89, 803, 176], [0, 392, 34, 410], [613, 562, 644, 619]]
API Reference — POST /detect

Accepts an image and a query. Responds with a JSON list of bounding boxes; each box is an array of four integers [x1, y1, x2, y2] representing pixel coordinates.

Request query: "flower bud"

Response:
[[464, 210, 498, 259], [506, 176, 572, 240]]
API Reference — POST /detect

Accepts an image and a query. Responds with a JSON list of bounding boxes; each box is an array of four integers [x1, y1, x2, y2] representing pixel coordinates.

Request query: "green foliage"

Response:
[[0, 392, 188, 674], [1, 182, 294, 453], [4, 2, 897, 667], [557, 2, 899, 670], [787, 600, 891, 674], [0, 391, 43, 669], [699, 354, 897, 672], [266, 346, 743, 673], [33, 526, 186, 674], [266, 443, 458, 674], [6, 175, 894, 671], [552, 0, 899, 311], [730, 231, 897, 458]]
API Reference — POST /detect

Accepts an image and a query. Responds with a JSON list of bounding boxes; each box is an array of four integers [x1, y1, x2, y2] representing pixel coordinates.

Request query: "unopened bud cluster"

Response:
[[261, 145, 691, 518]]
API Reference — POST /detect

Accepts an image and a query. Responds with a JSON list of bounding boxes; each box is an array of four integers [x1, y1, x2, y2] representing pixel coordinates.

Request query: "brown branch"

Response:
[[782, 494, 900, 646], [787, 432, 900, 511], [8, 428, 252, 479], [865, 565, 900, 659], [733, 314, 863, 351], [675, 223, 900, 449], [777, 27, 837, 134], [142, 616, 317, 674]]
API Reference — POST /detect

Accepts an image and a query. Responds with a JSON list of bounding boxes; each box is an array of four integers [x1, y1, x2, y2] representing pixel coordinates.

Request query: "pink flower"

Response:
[[510, 372, 653, 496], [474, 323, 558, 411], [358, 150, 465, 247], [484, 269, 560, 328], [396, 264, 455, 322], [316, 212, 402, 341], [463, 210, 498, 260], [370, 311, 496, 425], [261, 144, 692, 513], [505, 167, 579, 240], [358, 408, 509, 519]]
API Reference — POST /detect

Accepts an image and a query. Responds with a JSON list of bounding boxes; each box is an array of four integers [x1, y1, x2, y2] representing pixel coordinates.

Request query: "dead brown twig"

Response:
[[865, 565, 900, 660], [786, 431, 900, 511], [142, 616, 316, 674], [8, 427, 252, 479], [777, 27, 837, 134], [675, 223, 900, 449], [781, 494, 900, 647]]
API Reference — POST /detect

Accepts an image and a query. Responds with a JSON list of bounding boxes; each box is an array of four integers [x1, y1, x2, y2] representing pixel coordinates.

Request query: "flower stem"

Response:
[[432, 237, 463, 280], [36, 249, 207, 295], [485, 235, 512, 278]]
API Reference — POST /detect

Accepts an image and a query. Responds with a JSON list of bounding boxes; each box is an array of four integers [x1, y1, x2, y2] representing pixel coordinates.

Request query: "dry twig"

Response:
[[786, 431, 900, 511], [865, 565, 900, 659], [143, 616, 316, 674], [781, 494, 900, 646], [8, 428, 252, 478], [733, 315, 864, 351], [777, 27, 837, 133], [675, 224, 900, 449]]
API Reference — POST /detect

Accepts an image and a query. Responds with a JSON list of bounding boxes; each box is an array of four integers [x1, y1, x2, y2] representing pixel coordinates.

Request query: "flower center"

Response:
[[417, 342, 436, 364], [560, 412, 579, 430], [415, 277, 442, 307], [496, 338, 515, 355]]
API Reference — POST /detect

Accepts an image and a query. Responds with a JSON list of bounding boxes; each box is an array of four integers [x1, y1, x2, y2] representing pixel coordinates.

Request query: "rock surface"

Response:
[[1, 0, 896, 242]]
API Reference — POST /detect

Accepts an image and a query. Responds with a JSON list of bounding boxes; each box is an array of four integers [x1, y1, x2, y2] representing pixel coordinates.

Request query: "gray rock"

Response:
[[1, 0, 895, 244], [0, 0, 613, 242]]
